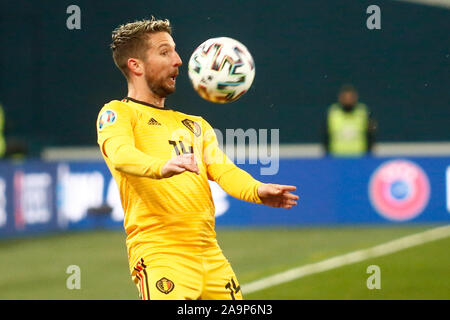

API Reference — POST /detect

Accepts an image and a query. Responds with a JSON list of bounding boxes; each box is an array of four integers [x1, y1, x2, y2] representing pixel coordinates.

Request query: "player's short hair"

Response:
[[110, 16, 172, 78]]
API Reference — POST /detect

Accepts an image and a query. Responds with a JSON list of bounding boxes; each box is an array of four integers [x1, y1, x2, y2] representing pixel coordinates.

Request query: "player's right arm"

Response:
[[97, 101, 199, 179], [96, 102, 166, 178]]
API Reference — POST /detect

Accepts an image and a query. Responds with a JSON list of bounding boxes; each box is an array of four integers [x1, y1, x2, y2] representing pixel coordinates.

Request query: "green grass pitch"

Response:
[[0, 225, 448, 299]]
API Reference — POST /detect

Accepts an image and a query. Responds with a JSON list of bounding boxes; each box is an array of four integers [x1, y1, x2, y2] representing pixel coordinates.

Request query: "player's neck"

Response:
[[127, 84, 166, 108]]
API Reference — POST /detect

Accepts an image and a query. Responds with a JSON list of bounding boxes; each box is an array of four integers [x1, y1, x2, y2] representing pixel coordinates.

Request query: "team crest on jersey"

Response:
[[98, 109, 117, 130], [182, 119, 201, 137], [156, 277, 175, 294]]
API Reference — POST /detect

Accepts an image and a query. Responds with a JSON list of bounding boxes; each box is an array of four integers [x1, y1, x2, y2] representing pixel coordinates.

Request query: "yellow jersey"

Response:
[[96, 98, 262, 272]]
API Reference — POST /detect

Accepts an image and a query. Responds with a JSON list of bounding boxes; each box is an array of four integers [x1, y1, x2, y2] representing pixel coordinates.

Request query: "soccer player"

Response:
[[96, 17, 299, 300]]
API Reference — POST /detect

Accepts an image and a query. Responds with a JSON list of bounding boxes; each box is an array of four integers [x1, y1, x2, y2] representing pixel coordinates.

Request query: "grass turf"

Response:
[[0, 225, 448, 299]]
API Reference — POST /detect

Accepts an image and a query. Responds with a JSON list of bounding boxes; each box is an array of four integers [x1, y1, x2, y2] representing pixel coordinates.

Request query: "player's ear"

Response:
[[127, 58, 144, 76]]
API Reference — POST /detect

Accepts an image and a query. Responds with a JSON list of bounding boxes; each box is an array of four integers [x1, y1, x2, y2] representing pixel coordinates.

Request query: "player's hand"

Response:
[[257, 183, 299, 209], [161, 153, 200, 178]]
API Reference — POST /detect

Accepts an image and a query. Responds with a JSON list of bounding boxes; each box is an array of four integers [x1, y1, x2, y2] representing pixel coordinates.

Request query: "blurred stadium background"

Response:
[[0, 0, 449, 300]]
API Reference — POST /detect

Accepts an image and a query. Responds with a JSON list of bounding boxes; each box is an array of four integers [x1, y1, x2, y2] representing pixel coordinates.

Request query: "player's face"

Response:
[[143, 32, 182, 98]]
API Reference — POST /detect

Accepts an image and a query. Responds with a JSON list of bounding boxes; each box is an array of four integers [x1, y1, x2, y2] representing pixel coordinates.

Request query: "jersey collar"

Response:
[[123, 97, 172, 111]]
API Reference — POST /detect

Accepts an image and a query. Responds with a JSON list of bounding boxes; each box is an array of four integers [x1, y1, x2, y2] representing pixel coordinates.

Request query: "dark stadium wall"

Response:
[[0, 0, 449, 155]]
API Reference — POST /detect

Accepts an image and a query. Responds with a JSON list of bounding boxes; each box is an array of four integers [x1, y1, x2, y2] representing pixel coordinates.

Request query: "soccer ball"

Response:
[[188, 37, 255, 104]]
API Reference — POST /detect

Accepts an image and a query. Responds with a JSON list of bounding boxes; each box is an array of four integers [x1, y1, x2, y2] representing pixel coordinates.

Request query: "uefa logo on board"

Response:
[[369, 160, 430, 221]]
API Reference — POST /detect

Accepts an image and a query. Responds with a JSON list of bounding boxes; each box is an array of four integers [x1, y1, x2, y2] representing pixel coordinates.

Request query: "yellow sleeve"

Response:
[[96, 102, 166, 179], [202, 118, 263, 204]]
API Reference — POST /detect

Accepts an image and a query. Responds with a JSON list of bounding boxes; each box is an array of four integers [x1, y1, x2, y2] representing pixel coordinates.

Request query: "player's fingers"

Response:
[[182, 154, 199, 170], [178, 153, 194, 165], [283, 199, 298, 206], [179, 159, 200, 174], [162, 160, 187, 177], [281, 197, 297, 206], [172, 154, 198, 173], [266, 185, 284, 195], [181, 153, 195, 160], [172, 165, 186, 174], [282, 192, 299, 201], [178, 161, 196, 169], [163, 166, 185, 178], [186, 164, 200, 175], [275, 184, 297, 192]]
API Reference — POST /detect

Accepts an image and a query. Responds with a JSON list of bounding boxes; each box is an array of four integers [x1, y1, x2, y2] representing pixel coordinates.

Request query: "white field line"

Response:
[[242, 224, 450, 295]]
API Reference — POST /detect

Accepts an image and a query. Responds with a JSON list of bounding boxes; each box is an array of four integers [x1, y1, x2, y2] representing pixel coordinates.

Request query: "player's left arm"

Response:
[[201, 119, 298, 209]]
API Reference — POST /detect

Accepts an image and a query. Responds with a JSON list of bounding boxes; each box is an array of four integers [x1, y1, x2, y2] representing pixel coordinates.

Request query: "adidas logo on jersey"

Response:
[[148, 118, 161, 126]]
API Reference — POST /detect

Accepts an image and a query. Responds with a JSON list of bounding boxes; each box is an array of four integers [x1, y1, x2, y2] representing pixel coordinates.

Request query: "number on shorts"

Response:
[[225, 278, 241, 300]]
